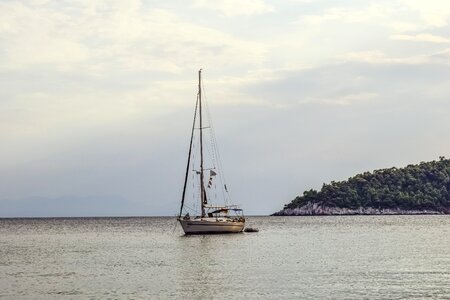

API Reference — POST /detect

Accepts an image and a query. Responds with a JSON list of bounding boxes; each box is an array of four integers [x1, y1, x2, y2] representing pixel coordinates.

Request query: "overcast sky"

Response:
[[1, 0, 450, 217]]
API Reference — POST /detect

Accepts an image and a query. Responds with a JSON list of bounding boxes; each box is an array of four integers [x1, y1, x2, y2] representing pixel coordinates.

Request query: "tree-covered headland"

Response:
[[275, 157, 450, 215]]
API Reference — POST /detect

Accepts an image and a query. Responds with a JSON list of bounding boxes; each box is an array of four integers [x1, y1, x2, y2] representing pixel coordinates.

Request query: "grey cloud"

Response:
[[244, 62, 450, 106], [2, 61, 450, 216], [2, 0, 450, 216]]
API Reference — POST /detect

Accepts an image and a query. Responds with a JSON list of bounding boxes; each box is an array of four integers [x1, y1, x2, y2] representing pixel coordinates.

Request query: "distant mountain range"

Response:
[[274, 157, 450, 216], [0, 195, 151, 218]]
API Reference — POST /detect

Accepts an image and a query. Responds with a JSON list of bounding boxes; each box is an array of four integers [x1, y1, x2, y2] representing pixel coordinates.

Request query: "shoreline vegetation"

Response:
[[274, 157, 450, 216]]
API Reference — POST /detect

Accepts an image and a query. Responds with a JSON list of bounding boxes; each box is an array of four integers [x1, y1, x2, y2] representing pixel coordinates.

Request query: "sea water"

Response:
[[1, 216, 449, 299]]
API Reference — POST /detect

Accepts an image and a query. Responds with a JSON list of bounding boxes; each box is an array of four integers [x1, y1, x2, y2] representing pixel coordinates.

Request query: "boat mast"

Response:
[[199, 69, 207, 217]]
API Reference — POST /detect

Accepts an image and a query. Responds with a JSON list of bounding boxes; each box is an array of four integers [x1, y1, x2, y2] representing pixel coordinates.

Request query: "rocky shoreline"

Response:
[[272, 202, 449, 216]]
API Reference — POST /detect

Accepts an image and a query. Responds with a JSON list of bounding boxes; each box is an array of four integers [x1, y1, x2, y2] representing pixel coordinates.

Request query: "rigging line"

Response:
[[203, 132, 214, 168], [199, 101, 216, 171], [208, 124, 229, 203], [179, 93, 199, 217], [198, 69, 207, 217], [213, 133, 229, 204], [182, 204, 198, 214], [201, 77, 230, 204], [191, 172, 194, 206], [195, 169, 202, 212], [201, 83, 220, 169], [191, 136, 198, 171], [201, 95, 217, 169], [210, 122, 231, 203], [207, 126, 217, 169]]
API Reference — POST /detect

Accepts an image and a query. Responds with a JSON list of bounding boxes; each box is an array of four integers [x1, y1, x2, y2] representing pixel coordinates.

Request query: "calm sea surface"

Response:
[[0, 216, 449, 299]]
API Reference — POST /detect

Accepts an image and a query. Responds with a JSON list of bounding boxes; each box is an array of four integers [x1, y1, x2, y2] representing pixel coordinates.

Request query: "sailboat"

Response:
[[178, 69, 245, 234]]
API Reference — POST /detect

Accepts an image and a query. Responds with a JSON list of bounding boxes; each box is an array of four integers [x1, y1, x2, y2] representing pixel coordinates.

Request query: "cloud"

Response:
[[341, 48, 450, 66], [2, 0, 450, 216], [398, 0, 450, 27], [390, 33, 450, 43], [299, 6, 387, 25], [341, 51, 427, 64], [301, 92, 378, 106], [193, 0, 274, 16], [0, 2, 267, 73], [0, 0, 270, 166], [428, 48, 450, 63], [297, 1, 450, 32], [242, 58, 450, 110], [0, 2, 89, 70]]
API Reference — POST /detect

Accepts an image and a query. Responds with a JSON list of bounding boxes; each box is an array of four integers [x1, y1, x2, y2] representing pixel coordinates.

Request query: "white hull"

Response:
[[179, 218, 245, 234]]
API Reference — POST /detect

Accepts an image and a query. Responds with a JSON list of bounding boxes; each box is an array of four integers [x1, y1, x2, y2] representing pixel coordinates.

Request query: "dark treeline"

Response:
[[284, 157, 450, 212]]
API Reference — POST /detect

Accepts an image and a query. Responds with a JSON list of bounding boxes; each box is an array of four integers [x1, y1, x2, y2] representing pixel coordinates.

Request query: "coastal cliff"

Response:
[[274, 157, 450, 216]]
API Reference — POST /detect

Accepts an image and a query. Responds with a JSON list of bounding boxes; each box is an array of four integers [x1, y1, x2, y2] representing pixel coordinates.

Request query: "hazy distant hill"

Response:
[[0, 195, 151, 218], [274, 157, 450, 215]]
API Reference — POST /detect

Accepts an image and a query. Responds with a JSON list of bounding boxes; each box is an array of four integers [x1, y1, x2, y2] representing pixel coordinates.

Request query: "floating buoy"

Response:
[[244, 227, 259, 232]]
